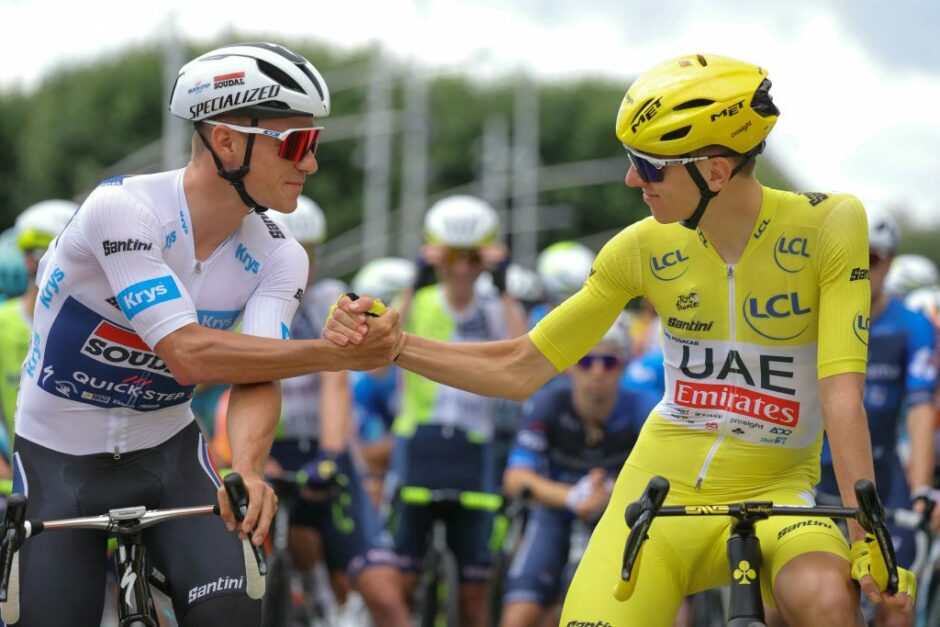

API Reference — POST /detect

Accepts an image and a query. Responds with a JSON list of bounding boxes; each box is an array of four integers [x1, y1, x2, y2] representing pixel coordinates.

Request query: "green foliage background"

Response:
[[2, 38, 936, 262]]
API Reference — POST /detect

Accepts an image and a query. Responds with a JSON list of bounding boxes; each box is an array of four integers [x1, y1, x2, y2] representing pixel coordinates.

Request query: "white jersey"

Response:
[[16, 170, 308, 456]]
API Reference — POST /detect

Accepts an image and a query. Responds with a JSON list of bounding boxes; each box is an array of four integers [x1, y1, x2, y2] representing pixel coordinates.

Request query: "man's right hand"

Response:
[[322, 294, 403, 369]]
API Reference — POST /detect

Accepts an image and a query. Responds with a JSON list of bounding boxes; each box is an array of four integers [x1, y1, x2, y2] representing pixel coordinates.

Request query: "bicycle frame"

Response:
[[615, 477, 900, 627], [0, 473, 265, 626]]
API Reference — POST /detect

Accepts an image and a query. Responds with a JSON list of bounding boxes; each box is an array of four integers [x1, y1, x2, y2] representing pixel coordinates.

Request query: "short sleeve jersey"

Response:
[[15, 170, 308, 456], [529, 187, 870, 495]]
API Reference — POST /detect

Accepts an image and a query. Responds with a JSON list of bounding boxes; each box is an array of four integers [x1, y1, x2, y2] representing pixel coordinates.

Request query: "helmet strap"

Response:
[[195, 118, 270, 214], [679, 147, 758, 230]]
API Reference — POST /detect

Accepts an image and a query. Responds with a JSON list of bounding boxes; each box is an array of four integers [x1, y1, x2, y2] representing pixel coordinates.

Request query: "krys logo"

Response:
[[854, 312, 869, 346], [117, 276, 181, 320], [742, 292, 812, 341], [773, 236, 811, 273], [649, 249, 690, 281]]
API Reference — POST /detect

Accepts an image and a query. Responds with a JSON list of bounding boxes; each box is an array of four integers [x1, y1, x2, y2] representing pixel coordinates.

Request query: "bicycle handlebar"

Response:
[[0, 471, 267, 623], [613, 476, 901, 601]]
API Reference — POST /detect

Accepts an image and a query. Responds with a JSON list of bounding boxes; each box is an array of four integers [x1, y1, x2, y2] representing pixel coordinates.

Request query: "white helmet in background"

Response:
[[423, 195, 500, 248], [867, 207, 899, 257], [267, 195, 326, 245], [904, 287, 940, 326], [15, 199, 79, 251], [352, 257, 416, 304], [169, 42, 330, 122], [475, 264, 545, 302], [537, 241, 595, 301], [596, 312, 633, 357], [885, 254, 939, 297]]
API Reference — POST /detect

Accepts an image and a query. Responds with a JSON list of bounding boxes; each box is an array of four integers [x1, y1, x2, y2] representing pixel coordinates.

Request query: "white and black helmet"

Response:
[[537, 241, 595, 301], [423, 195, 500, 248], [885, 254, 939, 297], [352, 257, 417, 304], [867, 207, 899, 257], [266, 195, 327, 245], [170, 42, 330, 122]]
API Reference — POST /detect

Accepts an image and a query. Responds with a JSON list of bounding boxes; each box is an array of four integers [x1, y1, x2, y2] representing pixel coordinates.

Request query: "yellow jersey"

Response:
[[530, 187, 870, 496]]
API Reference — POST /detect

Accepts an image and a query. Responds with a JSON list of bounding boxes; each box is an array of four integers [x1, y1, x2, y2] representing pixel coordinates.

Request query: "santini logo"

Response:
[[102, 239, 153, 256], [188, 576, 244, 603]]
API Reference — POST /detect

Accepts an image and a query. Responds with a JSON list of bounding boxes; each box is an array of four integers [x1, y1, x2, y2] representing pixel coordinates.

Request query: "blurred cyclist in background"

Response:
[[349, 257, 416, 507], [390, 194, 527, 626], [530, 241, 594, 328], [817, 207, 937, 627], [265, 197, 409, 626], [884, 254, 938, 299], [0, 200, 77, 474], [0, 229, 27, 303], [499, 316, 656, 627]]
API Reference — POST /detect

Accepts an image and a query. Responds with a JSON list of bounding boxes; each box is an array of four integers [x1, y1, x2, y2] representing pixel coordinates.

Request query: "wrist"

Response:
[[393, 332, 409, 362]]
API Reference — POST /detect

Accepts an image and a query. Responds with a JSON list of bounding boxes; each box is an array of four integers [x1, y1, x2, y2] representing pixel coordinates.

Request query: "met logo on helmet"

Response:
[[117, 276, 181, 320], [188, 85, 281, 120], [710, 100, 745, 122], [630, 97, 662, 133], [773, 236, 811, 273], [650, 249, 690, 281]]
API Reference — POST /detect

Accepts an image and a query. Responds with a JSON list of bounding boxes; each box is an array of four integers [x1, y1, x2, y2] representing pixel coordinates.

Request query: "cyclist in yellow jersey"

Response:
[[327, 54, 916, 625]]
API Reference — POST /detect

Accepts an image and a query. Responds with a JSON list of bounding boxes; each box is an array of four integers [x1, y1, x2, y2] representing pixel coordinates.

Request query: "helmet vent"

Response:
[[660, 126, 691, 141], [750, 79, 780, 117], [257, 59, 303, 92], [673, 99, 715, 111]]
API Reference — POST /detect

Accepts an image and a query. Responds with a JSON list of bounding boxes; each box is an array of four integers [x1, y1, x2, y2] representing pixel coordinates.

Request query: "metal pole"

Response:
[[398, 67, 429, 258], [512, 76, 539, 267], [161, 12, 187, 170], [362, 58, 393, 261], [482, 115, 510, 236]]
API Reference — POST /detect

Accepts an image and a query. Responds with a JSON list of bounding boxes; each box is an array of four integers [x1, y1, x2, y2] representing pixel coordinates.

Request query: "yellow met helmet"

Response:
[[616, 54, 779, 157]]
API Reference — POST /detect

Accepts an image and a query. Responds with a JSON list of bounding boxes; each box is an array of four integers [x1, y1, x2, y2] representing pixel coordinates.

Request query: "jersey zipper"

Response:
[[695, 264, 736, 489]]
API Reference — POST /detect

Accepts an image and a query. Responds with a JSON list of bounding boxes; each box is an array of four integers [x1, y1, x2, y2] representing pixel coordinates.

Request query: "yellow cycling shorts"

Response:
[[559, 463, 850, 626]]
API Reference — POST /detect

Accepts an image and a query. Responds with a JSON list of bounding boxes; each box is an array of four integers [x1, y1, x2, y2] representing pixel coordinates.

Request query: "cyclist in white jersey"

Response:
[[8, 43, 399, 627]]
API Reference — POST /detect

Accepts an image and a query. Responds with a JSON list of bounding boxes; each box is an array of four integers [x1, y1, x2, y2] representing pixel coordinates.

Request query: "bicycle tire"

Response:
[[260, 550, 292, 627]]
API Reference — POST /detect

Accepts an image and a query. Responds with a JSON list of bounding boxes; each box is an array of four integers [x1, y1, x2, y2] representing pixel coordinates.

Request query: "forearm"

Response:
[[906, 402, 936, 493], [227, 381, 281, 476], [503, 467, 571, 509], [158, 324, 349, 385], [318, 371, 351, 452], [821, 373, 875, 541], [395, 333, 557, 402]]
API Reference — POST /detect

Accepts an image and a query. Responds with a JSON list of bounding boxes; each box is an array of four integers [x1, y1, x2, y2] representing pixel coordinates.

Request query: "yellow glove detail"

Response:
[[850, 534, 917, 601]]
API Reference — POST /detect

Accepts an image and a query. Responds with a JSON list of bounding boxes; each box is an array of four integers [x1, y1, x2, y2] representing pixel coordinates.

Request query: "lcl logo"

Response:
[[649, 249, 690, 281], [773, 236, 811, 273]]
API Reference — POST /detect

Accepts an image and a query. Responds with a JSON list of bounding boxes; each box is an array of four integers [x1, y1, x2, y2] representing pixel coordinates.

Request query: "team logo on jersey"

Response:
[[197, 310, 240, 331], [117, 276, 181, 319], [674, 380, 800, 427], [850, 267, 869, 281], [853, 312, 869, 346], [742, 292, 812, 341], [753, 219, 770, 240], [81, 321, 171, 376], [676, 291, 700, 311], [294, 288, 305, 302], [39, 266, 66, 309], [259, 214, 285, 239], [773, 236, 811, 273], [649, 249, 690, 281], [164, 231, 177, 251], [235, 244, 260, 274], [800, 192, 829, 207], [666, 317, 713, 332], [102, 239, 153, 256]]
